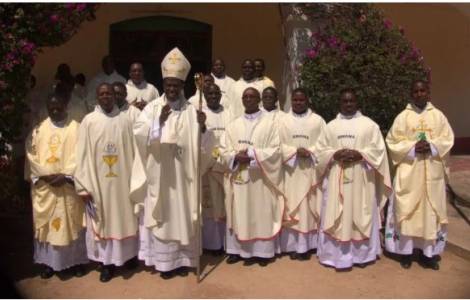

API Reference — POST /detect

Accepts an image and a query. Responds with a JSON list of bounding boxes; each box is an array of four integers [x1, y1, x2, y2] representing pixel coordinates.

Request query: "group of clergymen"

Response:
[[25, 47, 454, 283]]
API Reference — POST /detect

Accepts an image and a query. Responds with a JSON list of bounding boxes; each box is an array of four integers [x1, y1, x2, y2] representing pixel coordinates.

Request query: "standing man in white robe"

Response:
[[221, 87, 284, 267], [385, 80, 454, 270], [75, 83, 138, 282], [113, 82, 141, 124], [130, 47, 213, 280], [254, 58, 275, 88], [25, 94, 88, 279], [278, 88, 326, 260], [226, 59, 274, 121], [261, 87, 286, 122], [211, 58, 235, 96], [126, 62, 159, 110], [316, 89, 392, 269], [200, 83, 231, 254], [188, 74, 229, 109], [86, 55, 126, 110]]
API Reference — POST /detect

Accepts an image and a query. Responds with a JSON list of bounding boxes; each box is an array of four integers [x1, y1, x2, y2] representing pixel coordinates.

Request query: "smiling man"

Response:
[[126, 62, 160, 110], [385, 80, 454, 270]]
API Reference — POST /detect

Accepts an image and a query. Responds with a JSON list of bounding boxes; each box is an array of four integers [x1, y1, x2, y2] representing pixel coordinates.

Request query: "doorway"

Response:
[[109, 16, 212, 97]]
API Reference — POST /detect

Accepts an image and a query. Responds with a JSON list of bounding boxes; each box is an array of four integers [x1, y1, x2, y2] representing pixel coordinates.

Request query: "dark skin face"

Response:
[[291, 91, 309, 115], [211, 59, 225, 78], [163, 77, 184, 102], [242, 88, 261, 114], [339, 91, 358, 116], [411, 81, 429, 110], [113, 85, 127, 108], [97, 84, 115, 113], [129, 63, 144, 85], [47, 97, 67, 123], [241, 60, 255, 81], [102, 57, 115, 75], [254, 60, 265, 78], [261, 89, 277, 112], [203, 75, 215, 92], [204, 85, 222, 111], [334, 91, 362, 163]]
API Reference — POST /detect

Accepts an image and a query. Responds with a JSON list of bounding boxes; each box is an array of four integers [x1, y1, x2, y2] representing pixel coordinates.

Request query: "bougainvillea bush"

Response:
[[0, 3, 98, 211], [300, 3, 430, 131]]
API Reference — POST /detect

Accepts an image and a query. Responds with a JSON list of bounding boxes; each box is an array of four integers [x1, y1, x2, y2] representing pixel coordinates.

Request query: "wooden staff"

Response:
[[194, 73, 204, 283]]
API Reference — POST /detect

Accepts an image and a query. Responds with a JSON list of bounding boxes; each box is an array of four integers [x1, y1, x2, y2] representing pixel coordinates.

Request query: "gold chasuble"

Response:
[[278, 110, 326, 233], [221, 112, 284, 241], [386, 103, 454, 240], [130, 96, 214, 246], [25, 117, 85, 246], [75, 106, 137, 240], [317, 112, 392, 242]]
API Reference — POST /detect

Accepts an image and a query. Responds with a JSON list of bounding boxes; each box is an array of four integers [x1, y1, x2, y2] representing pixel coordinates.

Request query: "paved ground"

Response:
[[1, 212, 469, 299], [1, 155, 469, 298], [449, 155, 470, 206]]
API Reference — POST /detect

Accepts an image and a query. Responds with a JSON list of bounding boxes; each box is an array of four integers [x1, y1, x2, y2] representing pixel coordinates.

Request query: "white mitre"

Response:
[[161, 47, 191, 81]]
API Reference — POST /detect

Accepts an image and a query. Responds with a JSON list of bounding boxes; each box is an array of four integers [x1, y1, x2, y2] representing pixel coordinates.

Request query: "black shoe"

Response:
[[226, 254, 241, 264], [175, 267, 189, 277], [125, 257, 139, 270], [40, 265, 54, 279], [160, 270, 175, 280], [257, 258, 270, 267], [420, 255, 439, 271], [99, 265, 114, 282], [297, 252, 310, 261], [73, 265, 85, 277], [355, 262, 367, 268], [400, 255, 412, 269], [289, 252, 298, 260]]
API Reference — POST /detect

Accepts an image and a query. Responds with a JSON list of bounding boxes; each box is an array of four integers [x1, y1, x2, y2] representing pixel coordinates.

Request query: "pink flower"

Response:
[[383, 19, 393, 30], [399, 26, 405, 35], [306, 49, 317, 59], [327, 36, 339, 48], [50, 14, 59, 23], [19, 40, 35, 54], [76, 4, 87, 12], [359, 14, 367, 23]]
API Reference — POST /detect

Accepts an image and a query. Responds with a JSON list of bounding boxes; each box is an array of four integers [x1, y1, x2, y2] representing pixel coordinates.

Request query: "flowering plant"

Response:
[[0, 4, 98, 210], [0, 3, 98, 156], [299, 4, 429, 131]]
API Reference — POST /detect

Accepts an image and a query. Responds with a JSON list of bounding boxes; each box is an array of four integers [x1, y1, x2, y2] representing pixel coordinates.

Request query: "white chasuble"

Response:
[[26, 117, 85, 246], [212, 73, 235, 95], [316, 112, 392, 242], [75, 106, 137, 240], [385, 103, 454, 241], [279, 110, 326, 233], [221, 111, 284, 241], [202, 107, 231, 221], [130, 95, 214, 246], [119, 102, 141, 124]]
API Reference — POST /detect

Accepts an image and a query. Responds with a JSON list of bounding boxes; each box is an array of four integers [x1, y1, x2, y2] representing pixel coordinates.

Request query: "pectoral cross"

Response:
[[413, 119, 433, 140]]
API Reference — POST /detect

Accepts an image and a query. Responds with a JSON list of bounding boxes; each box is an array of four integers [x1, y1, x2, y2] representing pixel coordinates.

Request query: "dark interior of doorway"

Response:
[[110, 15, 212, 98]]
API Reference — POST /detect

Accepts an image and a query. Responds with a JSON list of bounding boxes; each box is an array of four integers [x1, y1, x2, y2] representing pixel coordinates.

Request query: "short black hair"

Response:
[[262, 86, 278, 98]]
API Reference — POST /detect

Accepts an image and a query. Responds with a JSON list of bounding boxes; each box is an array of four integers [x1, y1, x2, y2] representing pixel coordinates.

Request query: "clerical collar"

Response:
[[204, 106, 223, 114], [261, 106, 278, 113], [410, 102, 430, 114], [244, 110, 262, 120], [164, 94, 185, 111], [127, 80, 147, 89], [338, 110, 362, 119], [211, 72, 225, 80], [96, 104, 120, 117], [291, 109, 310, 118], [50, 118, 67, 128]]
